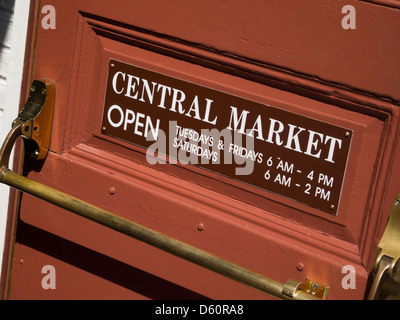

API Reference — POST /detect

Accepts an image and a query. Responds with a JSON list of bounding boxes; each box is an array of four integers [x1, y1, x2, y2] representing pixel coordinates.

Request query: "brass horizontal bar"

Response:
[[2, 170, 319, 300]]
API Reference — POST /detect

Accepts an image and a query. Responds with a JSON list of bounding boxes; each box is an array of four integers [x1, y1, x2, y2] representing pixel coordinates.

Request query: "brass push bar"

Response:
[[0, 80, 325, 300]]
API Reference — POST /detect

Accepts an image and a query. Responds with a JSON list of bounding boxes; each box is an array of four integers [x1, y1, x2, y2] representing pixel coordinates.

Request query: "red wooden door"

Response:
[[2, 0, 400, 300]]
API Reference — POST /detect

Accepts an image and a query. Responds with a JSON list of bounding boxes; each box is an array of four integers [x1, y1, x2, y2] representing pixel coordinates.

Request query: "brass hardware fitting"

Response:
[[20, 79, 56, 160], [368, 194, 400, 300], [283, 279, 330, 300], [0, 79, 55, 177]]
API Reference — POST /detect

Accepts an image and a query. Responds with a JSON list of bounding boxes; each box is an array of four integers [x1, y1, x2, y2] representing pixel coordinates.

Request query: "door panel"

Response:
[[3, 0, 400, 299]]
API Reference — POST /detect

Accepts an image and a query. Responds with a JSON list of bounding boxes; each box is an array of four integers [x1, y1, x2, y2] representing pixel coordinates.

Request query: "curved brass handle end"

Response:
[[0, 79, 56, 178]]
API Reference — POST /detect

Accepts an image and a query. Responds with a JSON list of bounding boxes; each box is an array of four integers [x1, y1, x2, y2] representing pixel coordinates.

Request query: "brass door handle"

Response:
[[0, 80, 327, 300], [0, 79, 55, 176], [368, 195, 400, 300]]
